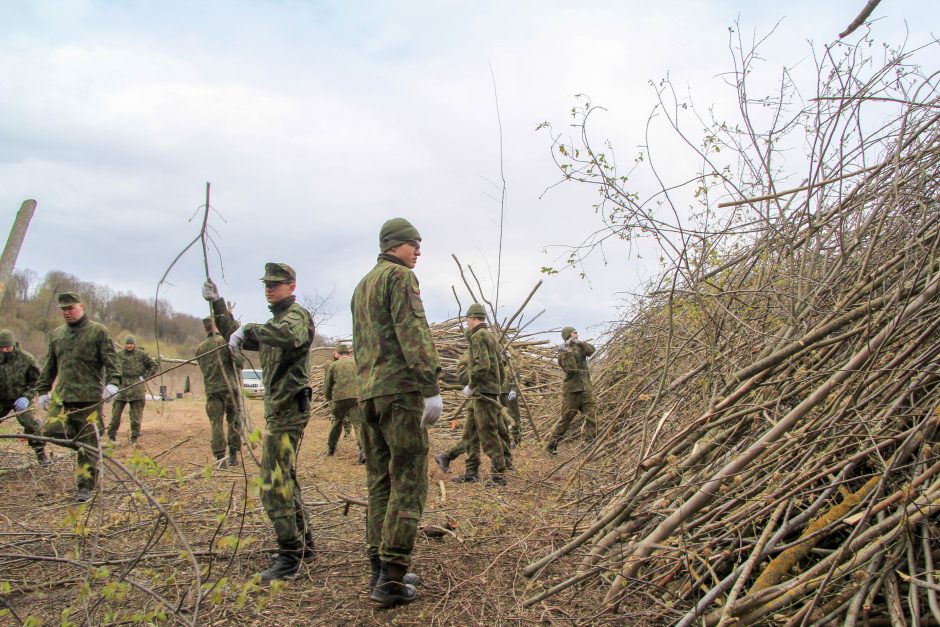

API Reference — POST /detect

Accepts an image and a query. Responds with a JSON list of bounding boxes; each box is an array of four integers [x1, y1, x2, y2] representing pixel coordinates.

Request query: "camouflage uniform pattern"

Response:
[[109, 347, 158, 440], [0, 347, 43, 451], [550, 341, 597, 444], [466, 323, 507, 476], [196, 331, 242, 458], [36, 316, 120, 490], [351, 253, 441, 566], [500, 352, 522, 444], [324, 357, 362, 452], [214, 295, 314, 550]]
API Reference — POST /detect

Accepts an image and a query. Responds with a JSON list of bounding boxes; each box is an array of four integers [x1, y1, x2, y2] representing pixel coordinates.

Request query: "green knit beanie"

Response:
[[379, 218, 421, 252], [466, 303, 487, 319], [0, 329, 14, 347], [561, 326, 576, 341], [125, 334, 136, 345]]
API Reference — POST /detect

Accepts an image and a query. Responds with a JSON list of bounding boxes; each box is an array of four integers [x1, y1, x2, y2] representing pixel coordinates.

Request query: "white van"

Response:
[[241, 369, 265, 398]]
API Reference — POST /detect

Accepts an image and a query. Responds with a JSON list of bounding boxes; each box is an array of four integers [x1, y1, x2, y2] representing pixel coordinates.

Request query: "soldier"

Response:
[[108, 335, 158, 445], [0, 329, 49, 465], [195, 316, 241, 467], [323, 343, 364, 462], [36, 292, 120, 502], [352, 217, 441, 607], [461, 303, 508, 486], [205, 264, 315, 582], [500, 350, 523, 446], [546, 326, 597, 456]]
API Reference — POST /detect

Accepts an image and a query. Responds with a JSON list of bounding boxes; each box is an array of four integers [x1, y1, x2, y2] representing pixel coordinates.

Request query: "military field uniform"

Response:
[[500, 351, 523, 446], [352, 250, 441, 571], [214, 265, 315, 561], [196, 321, 242, 463], [108, 337, 158, 442], [548, 329, 597, 451], [324, 355, 362, 455], [0, 333, 46, 462], [36, 298, 120, 492], [466, 320, 508, 481]]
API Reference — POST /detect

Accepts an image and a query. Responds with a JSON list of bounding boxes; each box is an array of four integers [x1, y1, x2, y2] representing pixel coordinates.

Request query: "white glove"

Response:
[[508, 390, 517, 402], [421, 394, 443, 428], [139, 376, 144, 382], [202, 279, 220, 301], [462, 385, 473, 398], [14, 397, 29, 412], [38, 394, 51, 411], [229, 326, 245, 352], [102, 384, 119, 401]]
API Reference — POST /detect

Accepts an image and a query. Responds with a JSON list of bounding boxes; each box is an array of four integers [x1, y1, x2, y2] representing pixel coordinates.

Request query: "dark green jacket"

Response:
[[324, 357, 359, 402], [115, 348, 158, 401], [216, 296, 314, 424], [0, 347, 41, 401], [195, 332, 240, 396], [36, 316, 120, 403], [468, 323, 502, 395], [558, 341, 595, 394], [351, 254, 441, 400]]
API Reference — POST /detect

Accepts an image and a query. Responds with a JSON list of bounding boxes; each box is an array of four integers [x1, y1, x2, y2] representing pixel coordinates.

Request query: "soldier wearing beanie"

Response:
[[35, 292, 121, 502], [546, 326, 597, 455], [352, 217, 441, 607], [323, 343, 364, 461], [107, 334, 158, 445], [0, 329, 49, 465], [195, 316, 242, 467], [204, 263, 315, 582]]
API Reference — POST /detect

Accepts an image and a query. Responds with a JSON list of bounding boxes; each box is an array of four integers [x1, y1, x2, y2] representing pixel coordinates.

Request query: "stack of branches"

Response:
[[525, 33, 940, 625]]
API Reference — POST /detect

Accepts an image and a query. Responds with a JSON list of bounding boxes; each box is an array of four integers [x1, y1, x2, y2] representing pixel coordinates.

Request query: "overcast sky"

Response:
[[1, 1, 937, 342]]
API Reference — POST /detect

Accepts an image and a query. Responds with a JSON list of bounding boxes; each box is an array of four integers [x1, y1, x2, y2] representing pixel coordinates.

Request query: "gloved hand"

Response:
[[139, 376, 144, 382], [566, 337, 577, 346], [102, 384, 119, 401], [38, 394, 51, 411], [202, 279, 220, 301], [508, 390, 517, 402], [462, 385, 474, 398], [14, 397, 29, 412], [421, 394, 443, 428], [229, 326, 245, 352]]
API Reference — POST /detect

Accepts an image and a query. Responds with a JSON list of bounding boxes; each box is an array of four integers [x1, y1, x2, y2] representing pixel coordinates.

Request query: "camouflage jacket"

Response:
[[351, 254, 441, 400], [323, 357, 359, 402], [468, 323, 502, 395], [36, 316, 120, 403], [115, 348, 158, 401], [215, 296, 314, 424], [500, 350, 515, 393], [558, 341, 595, 394], [0, 347, 41, 401], [195, 333, 241, 396]]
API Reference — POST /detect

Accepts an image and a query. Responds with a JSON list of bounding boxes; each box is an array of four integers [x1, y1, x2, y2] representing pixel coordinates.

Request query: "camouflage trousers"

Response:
[[108, 399, 145, 440], [327, 398, 362, 452], [44, 402, 103, 491], [360, 392, 428, 567], [499, 392, 522, 444], [205, 391, 241, 458], [549, 390, 597, 445], [471, 394, 507, 477], [0, 401, 43, 451], [444, 402, 512, 474], [261, 416, 310, 550]]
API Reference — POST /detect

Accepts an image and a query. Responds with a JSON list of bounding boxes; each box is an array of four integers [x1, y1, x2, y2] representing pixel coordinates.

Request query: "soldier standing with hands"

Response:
[[323, 343, 364, 461], [108, 335, 158, 445], [195, 316, 242, 467], [546, 326, 597, 455], [0, 329, 49, 465], [352, 218, 440, 607]]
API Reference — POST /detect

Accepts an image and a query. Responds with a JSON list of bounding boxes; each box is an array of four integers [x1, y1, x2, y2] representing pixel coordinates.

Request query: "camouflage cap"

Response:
[[336, 343, 352, 354], [56, 292, 82, 308], [561, 326, 576, 340], [260, 262, 296, 283], [379, 218, 421, 252], [0, 329, 14, 347], [466, 303, 487, 319], [125, 334, 136, 345]]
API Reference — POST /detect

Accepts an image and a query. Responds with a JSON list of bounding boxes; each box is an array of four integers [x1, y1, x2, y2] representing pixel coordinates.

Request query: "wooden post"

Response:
[[0, 200, 37, 310]]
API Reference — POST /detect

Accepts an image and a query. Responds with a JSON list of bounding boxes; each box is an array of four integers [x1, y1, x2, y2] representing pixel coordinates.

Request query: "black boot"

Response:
[[215, 454, 226, 467], [451, 471, 479, 483], [358, 450, 366, 464], [370, 561, 417, 607], [327, 446, 336, 457], [301, 532, 316, 561], [434, 453, 451, 473], [228, 452, 238, 467], [35, 447, 51, 467], [484, 474, 507, 487], [368, 555, 420, 592], [260, 549, 301, 582], [546, 441, 558, 456]]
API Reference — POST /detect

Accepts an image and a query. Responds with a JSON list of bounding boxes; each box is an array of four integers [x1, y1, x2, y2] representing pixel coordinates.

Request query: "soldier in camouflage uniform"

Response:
[[205, 264, 315, 582], [500, 350, 523, 446], [323, 343, 364, 461], [546, 326, 597, 455], [195, 316, 242, 467], [460, 303, 508, 486], [108, 335, 158, 444], [352, 218, 442, 607], [0, 329, 49, 465], [36, 292, 120, 502]]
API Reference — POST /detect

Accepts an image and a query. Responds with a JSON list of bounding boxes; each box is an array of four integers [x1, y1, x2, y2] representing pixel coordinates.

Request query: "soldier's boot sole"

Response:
[[434, 453, 451, 473]]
